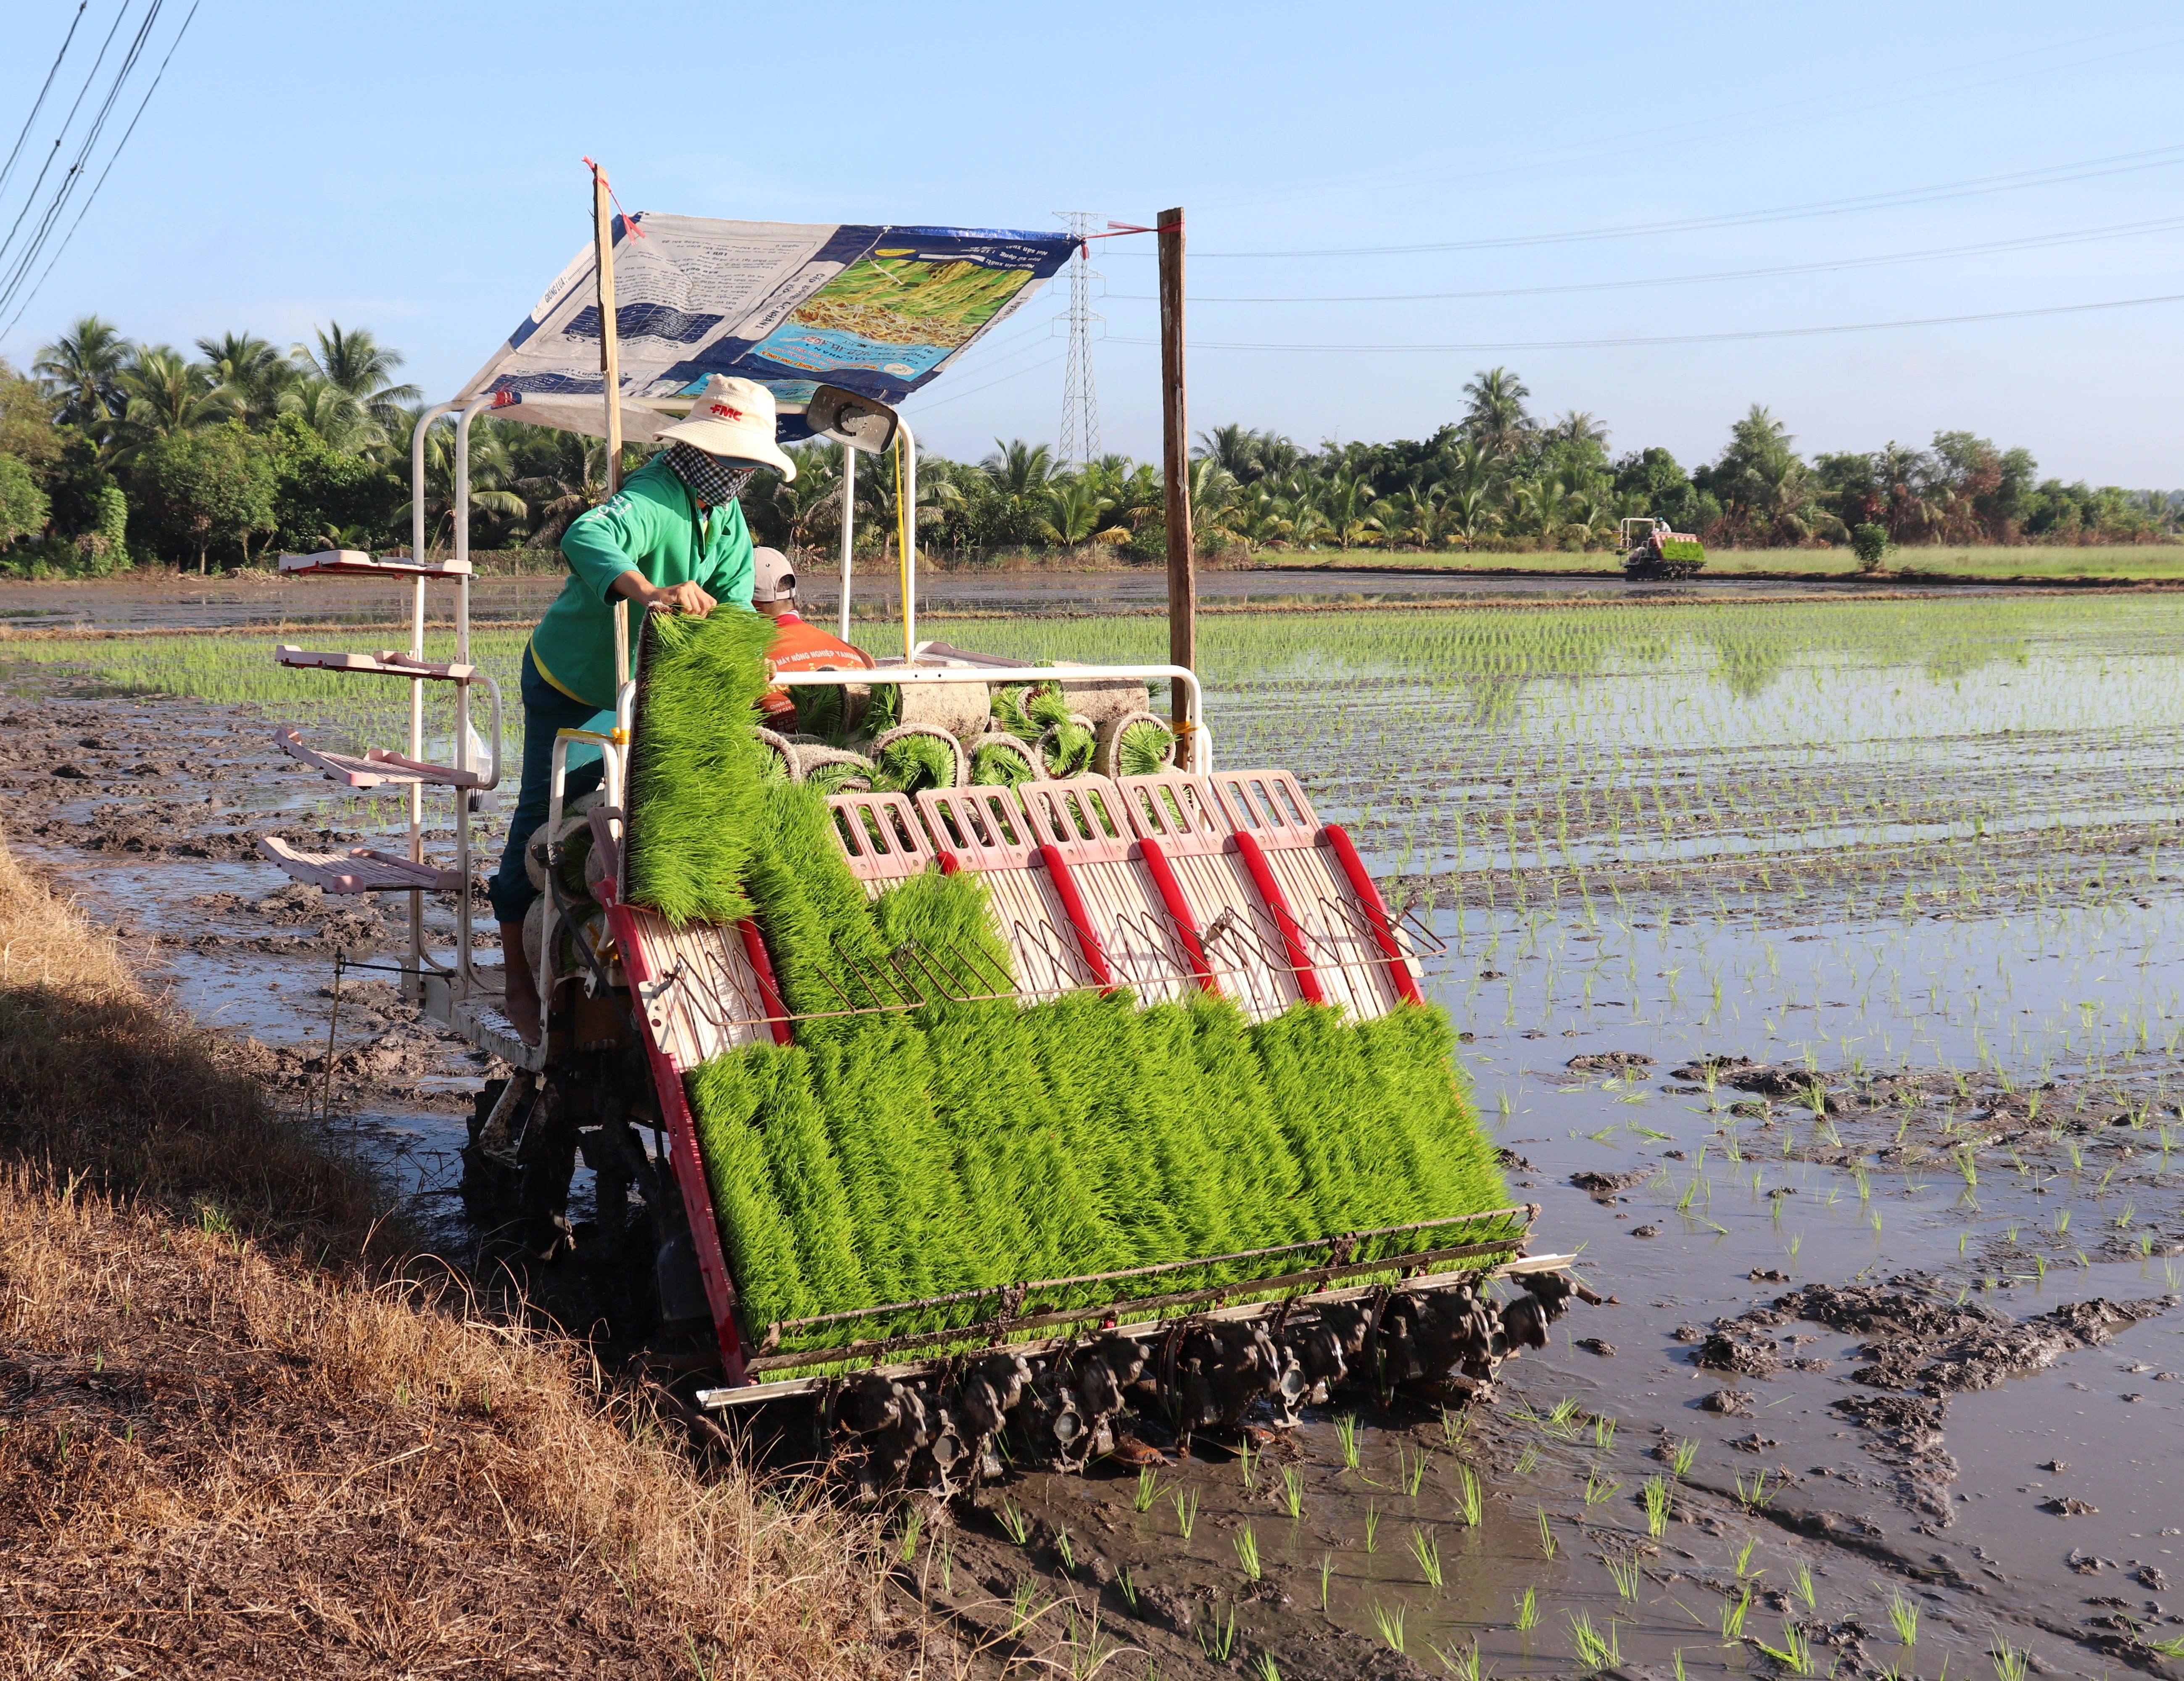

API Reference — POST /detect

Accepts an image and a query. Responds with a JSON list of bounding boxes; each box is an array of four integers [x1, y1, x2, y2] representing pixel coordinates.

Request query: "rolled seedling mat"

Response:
[[989, 680, 1056, 742], [752, 725, 802, 784], [968, 732, 1040, 787], [797, 746, 876, 794], [870, 723, 967, 794], [523, 795, 603, 892], [1056, 672, 1153, 725], [891, 675, 992, 742], [1035, 711, 1099, 779], [790, 681, 866, 744], [1095, 710, 1178, 779], [558, 819, 596, 902]]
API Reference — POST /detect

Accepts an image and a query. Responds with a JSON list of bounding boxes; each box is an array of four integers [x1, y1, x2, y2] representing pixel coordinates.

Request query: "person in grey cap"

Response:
[[751, 546, 872, 727]]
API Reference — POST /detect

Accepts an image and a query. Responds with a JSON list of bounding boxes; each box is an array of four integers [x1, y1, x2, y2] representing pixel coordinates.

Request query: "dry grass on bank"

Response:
[[0, 833, 899, 1678]]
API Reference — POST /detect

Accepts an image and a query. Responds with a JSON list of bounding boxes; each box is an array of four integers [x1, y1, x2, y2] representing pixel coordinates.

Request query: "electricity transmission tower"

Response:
[[1057, 212, 1103, 466]]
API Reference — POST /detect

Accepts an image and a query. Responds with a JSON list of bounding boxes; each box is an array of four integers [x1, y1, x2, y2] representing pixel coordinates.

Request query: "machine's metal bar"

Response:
[[451, 393, 496, 995], [767, 1204, 1540, 1337], [899, 422, 916, 658], [837, 438, 855, 643], [404, 400, 459, 998], [706, 1250, 1579, 1403]]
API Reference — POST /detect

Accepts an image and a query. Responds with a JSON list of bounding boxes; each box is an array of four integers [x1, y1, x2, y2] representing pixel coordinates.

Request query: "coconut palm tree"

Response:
[[1195, 422, 1262, 481], [1443, 484, 1498, 551], [396, 412, 526, 553], [1377, 485, 1441, 549], [34, 315, 129, 433], [1322, 472, 1382, 551], [1229, 484, 1293, 550], [1545, 409, 1608, 448], [511, 429, 612, 545], [197, 332, 292, 427], [765, 443, 845, 552], [280, 377, 377, 452], [292, 323, 420, 432], [1461, 366, 1534, 461], [979, 438, 1055, 546], [1040, 476, 1116, 549], [111, 346, 222, 458]]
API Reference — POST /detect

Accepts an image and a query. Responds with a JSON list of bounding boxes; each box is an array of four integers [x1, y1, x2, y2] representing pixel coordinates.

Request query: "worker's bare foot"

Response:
[[500, 923, 541, 1045]]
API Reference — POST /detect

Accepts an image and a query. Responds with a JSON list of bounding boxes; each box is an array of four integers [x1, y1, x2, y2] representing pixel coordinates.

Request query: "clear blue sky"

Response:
[[3, 0, 2180, 485]]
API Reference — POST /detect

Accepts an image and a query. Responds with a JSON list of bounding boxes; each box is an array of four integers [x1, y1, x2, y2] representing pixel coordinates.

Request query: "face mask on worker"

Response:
[[664, 442, 756, 509]]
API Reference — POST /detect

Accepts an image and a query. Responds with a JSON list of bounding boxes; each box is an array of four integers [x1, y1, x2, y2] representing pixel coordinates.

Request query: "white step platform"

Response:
[[256, 835, 464, 895], [276, 646, 477, 682], [279, 550, 473, 579], [274, 727, 488, 790]]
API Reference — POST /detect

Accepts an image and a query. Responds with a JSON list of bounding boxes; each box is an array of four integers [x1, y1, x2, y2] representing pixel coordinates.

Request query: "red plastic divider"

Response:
[[1037, 844, 1115, 989], [737, 918, 794, 1046], [599, 881, 749, 1386], [1135, 835, 1218, 993], [1231, 830, 1325, 1005], [1320, 823, 1424, 1006]]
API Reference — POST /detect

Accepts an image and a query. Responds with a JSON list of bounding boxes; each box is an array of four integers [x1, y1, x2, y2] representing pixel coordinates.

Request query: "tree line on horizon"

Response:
[[2, 318, 2176, 577]]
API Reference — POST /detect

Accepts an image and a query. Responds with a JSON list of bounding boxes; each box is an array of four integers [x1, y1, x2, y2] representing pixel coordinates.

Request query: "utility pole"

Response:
[[1158, 206, 1193, 731], [1058, 211, 1103, 466]]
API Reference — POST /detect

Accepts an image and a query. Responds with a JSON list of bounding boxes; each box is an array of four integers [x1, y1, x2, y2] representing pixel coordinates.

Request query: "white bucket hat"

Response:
[[751, 547, 797, 603], [658, 375, 797, 480]]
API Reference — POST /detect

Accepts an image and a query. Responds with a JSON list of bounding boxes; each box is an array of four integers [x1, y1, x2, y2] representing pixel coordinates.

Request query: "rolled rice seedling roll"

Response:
[[752, 725, 801, 784], [1056, 672, 1153, 725], [1095, 710, 1176, 779], [523, 795, 603, 891], [558, 820, 595, 901], [968, 732, 1039, 787], [1034, 712, 1097, 779], [892, 677, 992, 743], [790, 681, 866, 745], [862, 681, 902, 736], [797, 746, 875, 794], [989, 681, 1057, 742], [870, 723, 965, 794]]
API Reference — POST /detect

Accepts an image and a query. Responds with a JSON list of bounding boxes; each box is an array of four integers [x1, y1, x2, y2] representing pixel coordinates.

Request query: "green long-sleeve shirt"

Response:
[[529, 455, 755, 707]]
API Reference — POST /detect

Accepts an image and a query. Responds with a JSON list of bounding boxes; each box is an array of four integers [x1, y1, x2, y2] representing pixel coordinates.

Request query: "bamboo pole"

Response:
[[1158, 206, 1194, 746], [594, 162, 629, 690]]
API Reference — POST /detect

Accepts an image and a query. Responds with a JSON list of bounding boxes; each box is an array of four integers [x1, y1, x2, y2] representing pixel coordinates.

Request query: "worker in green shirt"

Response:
[[490, 374, 796, 1045]]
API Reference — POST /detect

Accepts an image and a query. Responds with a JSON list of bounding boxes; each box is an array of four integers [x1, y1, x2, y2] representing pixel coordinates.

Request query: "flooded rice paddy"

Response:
[[5, 585, 2184, 1677]]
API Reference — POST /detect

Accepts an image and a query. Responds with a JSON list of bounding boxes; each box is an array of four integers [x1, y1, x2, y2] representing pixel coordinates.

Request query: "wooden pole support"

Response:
[[593, 162, 630, 689], [1158, 206, 1193, 733]]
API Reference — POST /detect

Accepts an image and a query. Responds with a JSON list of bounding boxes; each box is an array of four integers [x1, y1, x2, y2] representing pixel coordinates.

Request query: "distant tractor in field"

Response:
[[1620, 516, 1707, 580]]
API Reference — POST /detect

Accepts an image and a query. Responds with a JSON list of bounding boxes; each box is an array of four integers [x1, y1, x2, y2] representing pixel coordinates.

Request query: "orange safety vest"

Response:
[[761, 611, 873, 722]]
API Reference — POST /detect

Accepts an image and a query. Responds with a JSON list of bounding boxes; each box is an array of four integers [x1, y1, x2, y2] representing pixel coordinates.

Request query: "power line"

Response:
[[1102, 142, 2184, 261], [2, 0, 199, 335], [1107, 289, 2184, 354], [0, 0, 135, 275], [1102, 213, 2184, 306], [0, 3, 88, 206], [0, 0, 169, 318]]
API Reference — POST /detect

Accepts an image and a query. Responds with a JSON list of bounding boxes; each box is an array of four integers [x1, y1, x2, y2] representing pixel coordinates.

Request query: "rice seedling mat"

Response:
[[712, 1203, 1554, 1396]]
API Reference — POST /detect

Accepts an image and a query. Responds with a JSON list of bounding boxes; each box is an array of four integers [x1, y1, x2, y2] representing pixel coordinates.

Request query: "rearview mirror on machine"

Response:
[[805, 385, 899, 454]]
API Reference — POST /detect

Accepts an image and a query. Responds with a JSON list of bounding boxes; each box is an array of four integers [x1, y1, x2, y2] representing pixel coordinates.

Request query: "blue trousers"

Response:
[[488, 646, 605, 925]]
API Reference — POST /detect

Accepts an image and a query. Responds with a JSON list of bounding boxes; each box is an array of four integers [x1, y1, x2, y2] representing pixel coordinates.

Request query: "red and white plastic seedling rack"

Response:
[[1203, 768, 1424, 1019], [910, 783, 1095, 997], [1010, 775, 1208, 1006]]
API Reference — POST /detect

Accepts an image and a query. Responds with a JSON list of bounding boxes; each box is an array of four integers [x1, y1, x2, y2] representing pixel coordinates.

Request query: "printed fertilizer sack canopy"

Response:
[[456, 214, 1075, 440]]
